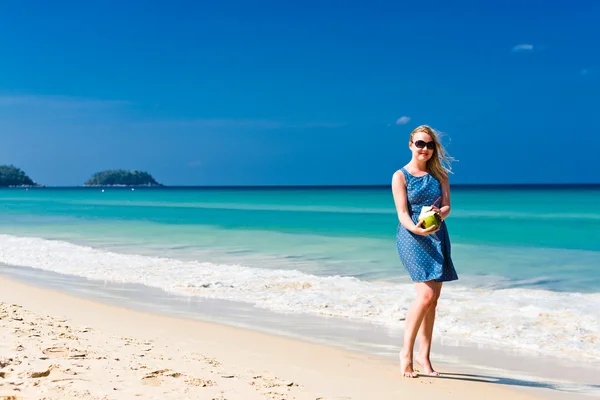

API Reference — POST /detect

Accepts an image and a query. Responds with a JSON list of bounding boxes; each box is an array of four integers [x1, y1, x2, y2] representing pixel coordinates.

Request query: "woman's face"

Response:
[[410, 131, 435, 162]]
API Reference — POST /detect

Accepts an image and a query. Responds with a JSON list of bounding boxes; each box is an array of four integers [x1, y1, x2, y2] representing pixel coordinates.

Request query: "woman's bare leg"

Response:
[[400, 281, 438, 378], [416, 282, 443, 375]]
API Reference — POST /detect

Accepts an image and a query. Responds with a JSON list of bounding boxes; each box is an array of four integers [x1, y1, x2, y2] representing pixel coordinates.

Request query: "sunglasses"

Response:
[[413, 140, 435, 150]]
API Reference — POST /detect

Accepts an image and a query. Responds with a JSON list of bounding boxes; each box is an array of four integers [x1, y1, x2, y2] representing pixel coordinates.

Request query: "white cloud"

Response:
[[512, 44, 534, 52], [396, 116, 411, 125]]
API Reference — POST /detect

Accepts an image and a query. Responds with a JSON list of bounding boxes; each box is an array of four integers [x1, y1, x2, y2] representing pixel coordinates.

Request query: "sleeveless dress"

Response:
[[395, 168, 458, 283]]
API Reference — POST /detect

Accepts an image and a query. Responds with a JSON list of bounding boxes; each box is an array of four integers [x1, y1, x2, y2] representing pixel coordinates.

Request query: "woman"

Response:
[[391, 125, 458, 378]]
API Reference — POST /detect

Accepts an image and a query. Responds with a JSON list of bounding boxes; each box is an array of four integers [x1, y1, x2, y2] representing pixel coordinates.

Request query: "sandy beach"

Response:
[[0, 275, 556, 400]]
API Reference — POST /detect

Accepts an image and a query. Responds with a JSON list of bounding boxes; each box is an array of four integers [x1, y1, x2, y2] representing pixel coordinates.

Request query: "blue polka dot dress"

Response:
[[396, 167, 458, 283]]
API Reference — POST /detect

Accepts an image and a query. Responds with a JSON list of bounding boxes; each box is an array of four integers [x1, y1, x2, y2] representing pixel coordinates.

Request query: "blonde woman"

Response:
[[391, 125, 458, 378]]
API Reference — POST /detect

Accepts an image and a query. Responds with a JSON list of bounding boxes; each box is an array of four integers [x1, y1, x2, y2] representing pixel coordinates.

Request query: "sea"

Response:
[[0, 186, 599, 382]]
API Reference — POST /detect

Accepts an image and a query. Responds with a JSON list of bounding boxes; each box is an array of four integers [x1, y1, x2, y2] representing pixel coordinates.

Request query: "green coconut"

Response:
[[418, 206, 442, 230]]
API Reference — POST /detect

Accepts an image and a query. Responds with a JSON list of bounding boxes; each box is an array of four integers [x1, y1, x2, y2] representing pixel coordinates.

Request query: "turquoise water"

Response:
[[0, 186, 599, 364], [1, 186, 598, 289]]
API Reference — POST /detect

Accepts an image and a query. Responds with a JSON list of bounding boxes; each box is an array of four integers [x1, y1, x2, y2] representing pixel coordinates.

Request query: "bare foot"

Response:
[[399, 350, 418, 378], [415, 355, 440, 376]]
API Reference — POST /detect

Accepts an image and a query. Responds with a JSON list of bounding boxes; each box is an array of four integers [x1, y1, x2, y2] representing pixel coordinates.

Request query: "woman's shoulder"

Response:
[[392, 167, 409, 185]]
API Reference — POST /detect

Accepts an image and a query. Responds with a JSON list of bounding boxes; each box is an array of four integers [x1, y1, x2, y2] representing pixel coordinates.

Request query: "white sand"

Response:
[[0, 275, 549, 400]]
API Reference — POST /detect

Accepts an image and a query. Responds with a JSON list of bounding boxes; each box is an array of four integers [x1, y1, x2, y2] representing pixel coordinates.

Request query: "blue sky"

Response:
[[0, 0, 598, 185]]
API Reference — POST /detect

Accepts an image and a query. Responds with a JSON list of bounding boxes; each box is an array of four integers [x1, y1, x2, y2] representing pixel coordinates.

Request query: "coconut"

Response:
[[418, 206, 441, 230]]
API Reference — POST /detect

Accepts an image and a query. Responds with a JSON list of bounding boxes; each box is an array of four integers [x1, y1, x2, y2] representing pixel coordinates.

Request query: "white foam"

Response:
[[0, 234, 598, 365]]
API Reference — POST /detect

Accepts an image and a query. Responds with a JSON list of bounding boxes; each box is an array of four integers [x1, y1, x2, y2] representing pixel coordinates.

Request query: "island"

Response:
[[0, 165, 40, 187], [84, 169, 162, 187]]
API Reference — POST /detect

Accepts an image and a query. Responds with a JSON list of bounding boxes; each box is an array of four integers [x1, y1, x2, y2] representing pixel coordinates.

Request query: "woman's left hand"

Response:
[[430, 205, 444, 220]]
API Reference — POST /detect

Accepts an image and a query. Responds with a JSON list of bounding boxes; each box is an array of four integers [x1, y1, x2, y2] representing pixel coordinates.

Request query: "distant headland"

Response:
[[84, 169, 162, 187], [0, 165, 41, 187]]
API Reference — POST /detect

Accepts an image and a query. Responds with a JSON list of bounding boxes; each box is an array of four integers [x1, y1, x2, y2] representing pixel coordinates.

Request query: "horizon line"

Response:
[[6, 183, 600, 189]]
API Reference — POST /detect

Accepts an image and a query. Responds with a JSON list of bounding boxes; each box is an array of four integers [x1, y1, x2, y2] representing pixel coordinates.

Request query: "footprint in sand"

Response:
[[58, 332, 79, 340], [140, 369, 216, 388], [12, 329, 28, 338], [250, 375, 297, 389], [141, 369, 182, 387], [42, 347, 87, 359], [29, 365, 55, 378], [315, 398, 352, 400], [42, 347, 69, 358], [249, 375, 298, 400], [192, 353, 222, 368], [185, 377, 217, 387], [0, 358, 20, 369]]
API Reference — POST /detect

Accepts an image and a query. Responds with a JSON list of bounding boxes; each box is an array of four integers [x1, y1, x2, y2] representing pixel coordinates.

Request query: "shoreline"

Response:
[[0, 236, 598, 370], [0, 272, 595, 399]]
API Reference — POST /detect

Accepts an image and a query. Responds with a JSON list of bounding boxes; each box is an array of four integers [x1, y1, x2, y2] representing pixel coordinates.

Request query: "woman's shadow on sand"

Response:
[[424, 372, 600, 395]]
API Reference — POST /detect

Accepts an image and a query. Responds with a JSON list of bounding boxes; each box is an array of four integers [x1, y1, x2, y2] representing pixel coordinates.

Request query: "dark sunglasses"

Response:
[[413, 140, 435, 150]]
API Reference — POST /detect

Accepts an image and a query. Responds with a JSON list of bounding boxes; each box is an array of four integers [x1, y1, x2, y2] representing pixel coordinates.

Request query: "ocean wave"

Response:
[[0, 234, 598, 364]]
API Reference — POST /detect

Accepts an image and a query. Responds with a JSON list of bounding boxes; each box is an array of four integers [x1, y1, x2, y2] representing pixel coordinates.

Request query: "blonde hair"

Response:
[[409, 125, 455, 182]]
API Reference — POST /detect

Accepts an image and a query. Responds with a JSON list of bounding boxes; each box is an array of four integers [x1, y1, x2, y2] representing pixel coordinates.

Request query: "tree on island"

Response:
[[0, 165, 39, 187], [84, 169, 162, 186]]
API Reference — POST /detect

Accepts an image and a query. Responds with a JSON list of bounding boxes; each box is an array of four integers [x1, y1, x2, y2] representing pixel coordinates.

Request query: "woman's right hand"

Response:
[[412, 220, 439, 236]]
